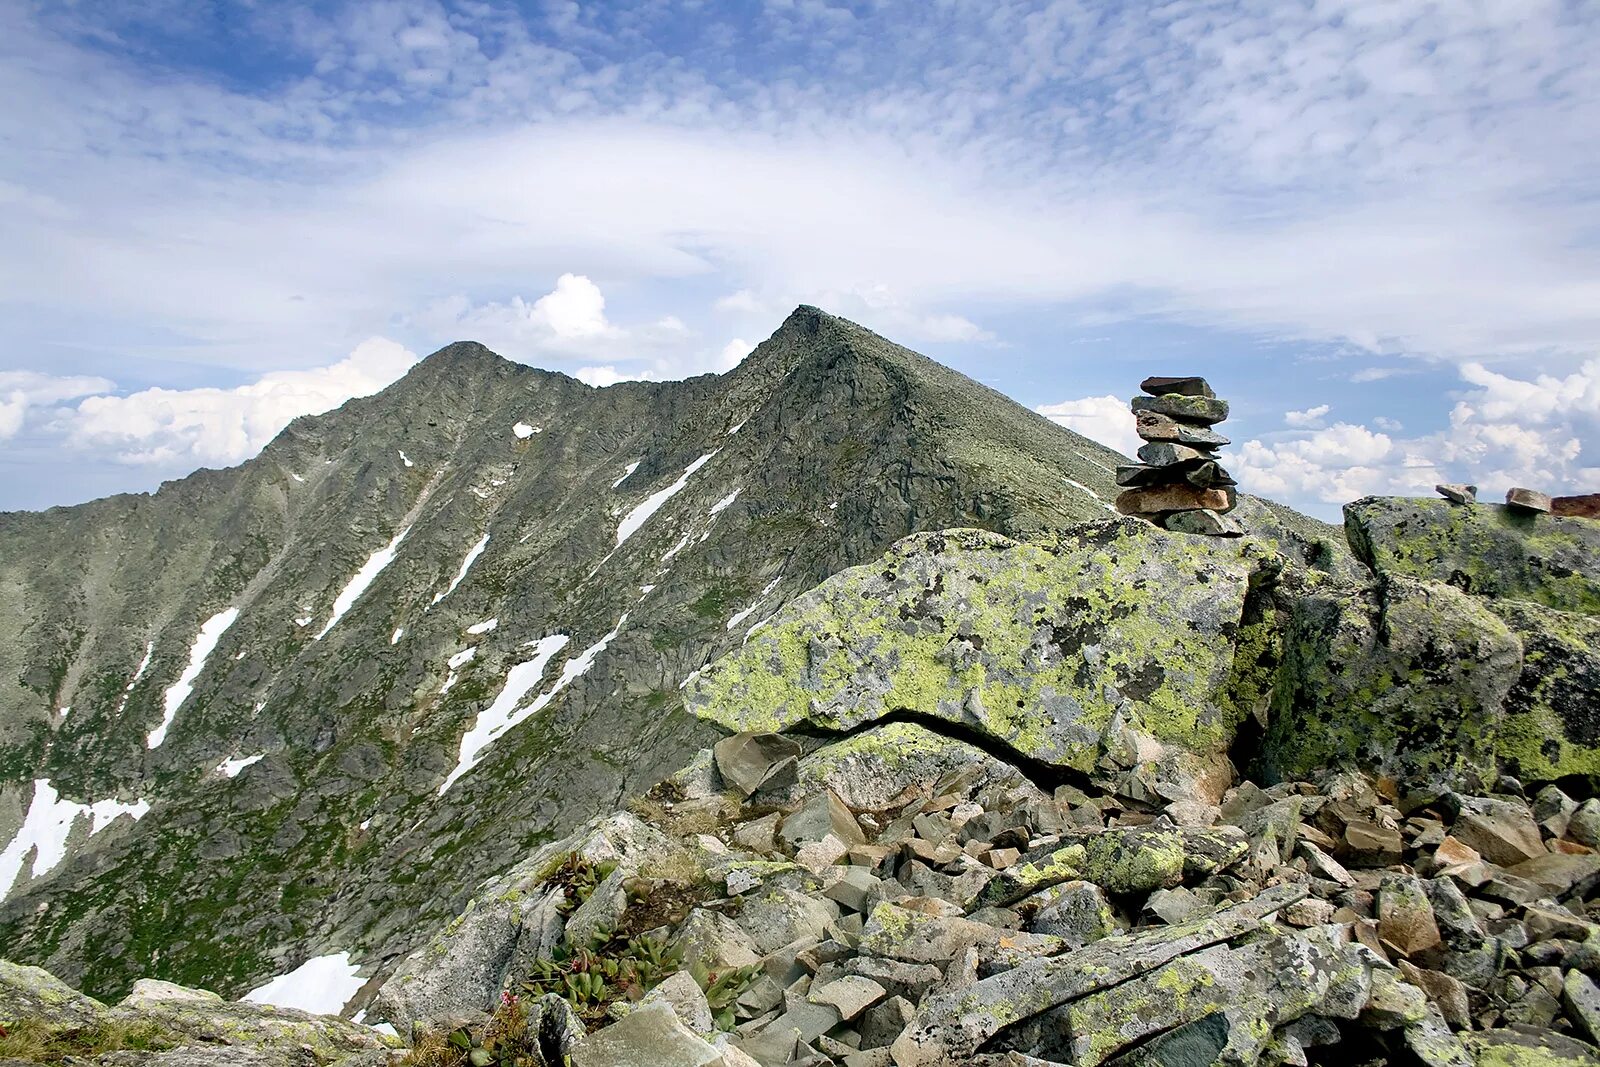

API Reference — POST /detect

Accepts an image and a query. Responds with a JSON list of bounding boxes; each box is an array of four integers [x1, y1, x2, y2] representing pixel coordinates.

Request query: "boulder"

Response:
[[998, 926, 1370, 1067], [1448, 795, 1546, 868], [1130, 394, 1229, 425], [794, 723, 1030, 810], [1260, 577, 1522, 788], [1460, 1025, 1600, 1067], [1115, 485, 1232, 516], [713, 734, 803, 798], [1134, 410, 1230, 447], [1139, 376, 1215, 398], [890, 884, 1306, 1066], [1505, 488, 1554, 513], [1344, 497, 1600, 615], [1485, 599, 1600, 783], [0, 958, 109, 1028], [569, 1001, 724, 1067], [687, 523, 1265, 781]]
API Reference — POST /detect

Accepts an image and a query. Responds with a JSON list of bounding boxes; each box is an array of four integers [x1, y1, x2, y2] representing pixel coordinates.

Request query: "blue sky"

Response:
[[2, 0, 1597, 520]]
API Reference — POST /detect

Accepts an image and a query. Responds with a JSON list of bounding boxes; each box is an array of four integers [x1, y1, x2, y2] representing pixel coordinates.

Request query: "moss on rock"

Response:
[[686, 521, 1271, 775]]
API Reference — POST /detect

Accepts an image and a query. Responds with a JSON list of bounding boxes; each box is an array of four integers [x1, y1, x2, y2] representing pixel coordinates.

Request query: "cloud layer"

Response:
[[65, 339, 417, 467]]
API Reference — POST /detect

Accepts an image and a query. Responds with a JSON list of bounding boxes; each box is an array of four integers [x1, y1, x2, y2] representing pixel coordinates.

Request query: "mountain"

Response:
[[5, 306, 1331, 1002]]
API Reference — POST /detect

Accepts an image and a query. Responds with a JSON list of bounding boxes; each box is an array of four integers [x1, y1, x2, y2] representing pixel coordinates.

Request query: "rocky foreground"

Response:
[[347, 721, 1600, 1067]]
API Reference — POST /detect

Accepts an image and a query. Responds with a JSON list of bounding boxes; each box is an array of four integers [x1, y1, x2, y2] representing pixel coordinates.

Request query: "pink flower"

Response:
[[500, 990, 519, 1007]]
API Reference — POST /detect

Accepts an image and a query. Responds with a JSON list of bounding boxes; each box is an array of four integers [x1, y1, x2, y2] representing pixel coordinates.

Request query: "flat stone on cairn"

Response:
[[1506, 487, 1553, 513], [1116, 376, 1240, 537]]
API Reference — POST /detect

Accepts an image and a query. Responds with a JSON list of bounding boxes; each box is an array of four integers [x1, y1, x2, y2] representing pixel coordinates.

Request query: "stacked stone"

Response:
[[1114, 375, 1240, 537]]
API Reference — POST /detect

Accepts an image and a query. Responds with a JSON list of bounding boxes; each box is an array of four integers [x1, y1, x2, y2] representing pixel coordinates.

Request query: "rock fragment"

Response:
[[1505, 487, 1554, 513]]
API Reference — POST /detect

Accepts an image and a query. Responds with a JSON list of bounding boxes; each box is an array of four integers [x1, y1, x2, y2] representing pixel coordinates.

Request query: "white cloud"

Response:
[[64, 338, 417, 466], [1036, 395, 1141, 458], [575, 366, 630, 388], [1350, 367, 1405, 383], [0, 370, 116, 440], [718, 338, 753, 369], [0, 394, 22, 440], [1284, 404, 1331, 428], [420, 274, 621, 360], [1235, 358, 1600, 513]]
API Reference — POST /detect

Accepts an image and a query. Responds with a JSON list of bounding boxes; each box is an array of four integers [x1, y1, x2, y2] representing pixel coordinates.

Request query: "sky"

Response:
[[1, 0, 1597, 521]]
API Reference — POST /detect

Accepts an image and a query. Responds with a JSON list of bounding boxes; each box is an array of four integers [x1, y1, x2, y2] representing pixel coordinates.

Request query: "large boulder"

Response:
[[1487, 599, 1600, 784], [1345, 497, 1600, 614], [686, 522, 1271, 780], [1260, 577, 1522, 789]]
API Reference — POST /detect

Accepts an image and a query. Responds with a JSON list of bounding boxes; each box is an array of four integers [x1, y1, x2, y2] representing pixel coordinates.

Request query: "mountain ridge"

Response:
[[0, 306, 1340, 1004]]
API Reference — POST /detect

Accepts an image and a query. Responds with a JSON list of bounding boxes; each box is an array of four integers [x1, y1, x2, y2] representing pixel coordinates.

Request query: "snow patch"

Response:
[[439, 635, 570, 794], [294, 616, 313, 627], [660, 533, 692, 563], [513, 422, 540, 439], [218, 753, 264, 778], [1064, 477, 1117, 514], [316, 527, 410, 640], [148, 607, 239, 749], [58, 707, 70, 719], [432, 534, 490, 606], [439, 646, 477, 695], [611, 460, 640, 489], [398, 450, 414, 467], [290, 473, 305, 483], [0, 780, 151, 902], [708, 488, 741, 516], [243, 952, 364, 1016], [727, 577, 783, 631], [390, 628, 404, 645], [615, 453, 716, 545], [113, 641, 155, 715], [467, 618, 498, 635]]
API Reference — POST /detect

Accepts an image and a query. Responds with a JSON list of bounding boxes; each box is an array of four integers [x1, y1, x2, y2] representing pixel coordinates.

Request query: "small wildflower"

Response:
[[499, 990, 519, 1007]]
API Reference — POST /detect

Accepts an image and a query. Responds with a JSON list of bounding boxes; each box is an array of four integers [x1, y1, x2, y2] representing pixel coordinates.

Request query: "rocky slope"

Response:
[[3, 308, 1304, 1004]]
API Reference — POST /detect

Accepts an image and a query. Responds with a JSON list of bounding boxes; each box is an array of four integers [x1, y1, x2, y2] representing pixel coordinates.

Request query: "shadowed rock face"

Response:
[[0, 306, 1175, 1002]]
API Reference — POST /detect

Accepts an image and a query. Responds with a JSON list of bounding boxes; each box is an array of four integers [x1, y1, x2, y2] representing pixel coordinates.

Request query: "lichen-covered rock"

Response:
[[687, 522, 1269, 778], [890, 884, 1307, 1067], [1345, 497, 1600, 615], [1487, 599, 1600, 784], [1261, 577, 1522, 788], [794, 723, 1036, 810], [998, 925, 1371, 1067], [1461, 1024, 1600, 1067], [0, 957, 109, 1028]]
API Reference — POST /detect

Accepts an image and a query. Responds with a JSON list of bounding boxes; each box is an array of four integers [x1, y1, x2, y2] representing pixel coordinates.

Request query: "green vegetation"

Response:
[[0, 1017, 179, 1062]]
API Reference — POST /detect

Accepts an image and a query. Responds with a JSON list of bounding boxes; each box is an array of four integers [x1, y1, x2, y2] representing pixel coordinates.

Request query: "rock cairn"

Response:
[[1114, 375, 1240, 537]]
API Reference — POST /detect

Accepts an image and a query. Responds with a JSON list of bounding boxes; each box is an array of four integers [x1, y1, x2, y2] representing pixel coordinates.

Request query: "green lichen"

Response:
[[687, 522, 1267, 772]]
